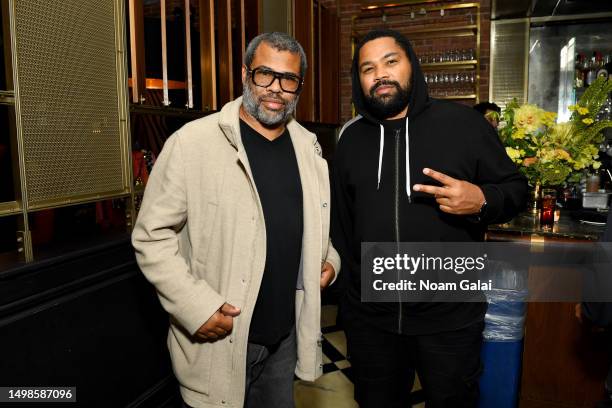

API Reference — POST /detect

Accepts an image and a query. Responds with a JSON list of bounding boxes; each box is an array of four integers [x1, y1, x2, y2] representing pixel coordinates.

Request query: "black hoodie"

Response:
[[331, 35, 528, 335]]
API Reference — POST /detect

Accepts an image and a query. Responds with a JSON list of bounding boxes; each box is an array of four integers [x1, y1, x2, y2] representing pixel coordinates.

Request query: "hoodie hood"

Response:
[[348, 32, 432, 199], [351, 34, 431, 124]]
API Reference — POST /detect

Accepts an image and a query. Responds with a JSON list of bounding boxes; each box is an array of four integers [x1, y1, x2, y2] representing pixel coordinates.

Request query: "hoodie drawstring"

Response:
[[377, 118, 412, 202], [377, 124, 384, 190], [405, 118, 411, 202]]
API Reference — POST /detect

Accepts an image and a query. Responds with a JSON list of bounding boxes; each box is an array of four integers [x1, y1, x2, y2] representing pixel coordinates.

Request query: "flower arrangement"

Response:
[[499, 77, 612, 187]]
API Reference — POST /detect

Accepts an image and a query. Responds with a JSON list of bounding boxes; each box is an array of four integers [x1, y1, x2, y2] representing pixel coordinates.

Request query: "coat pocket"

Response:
[[167, 324, 214, 396]]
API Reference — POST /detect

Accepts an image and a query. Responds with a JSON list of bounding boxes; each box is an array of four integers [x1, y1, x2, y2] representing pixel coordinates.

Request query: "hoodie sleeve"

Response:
[[473, 118, 528, 224], [330, 137, 360, 295], [131, 132, 225, 336]]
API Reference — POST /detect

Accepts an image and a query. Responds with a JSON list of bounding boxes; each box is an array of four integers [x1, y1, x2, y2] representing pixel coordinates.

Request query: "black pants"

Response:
[[345, 319, 484, 408]]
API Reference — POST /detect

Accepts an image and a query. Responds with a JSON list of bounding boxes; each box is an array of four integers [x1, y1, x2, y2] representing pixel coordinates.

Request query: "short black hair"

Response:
[[352, 29, 412, 76], [473, 102, 501, 115], [244, 32, 307, 78]]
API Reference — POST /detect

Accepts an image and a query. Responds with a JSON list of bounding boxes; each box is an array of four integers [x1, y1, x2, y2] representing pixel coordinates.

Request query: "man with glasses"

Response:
[[133, 32, 340, 408]]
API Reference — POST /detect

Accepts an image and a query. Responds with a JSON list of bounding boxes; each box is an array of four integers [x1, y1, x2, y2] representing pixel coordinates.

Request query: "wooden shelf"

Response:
[[421, 60, 477, 69], [360, 2, 480, 15], [0, 90, 15, 105], [434, 94, 477, 100], [353, 24, 477, 40], [405, 24, 477, 36], [0, 201, 22, 217]]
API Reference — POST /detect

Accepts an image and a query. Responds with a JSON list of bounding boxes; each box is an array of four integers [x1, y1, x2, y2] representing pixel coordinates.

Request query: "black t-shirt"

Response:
[[240, 119, 303, 346]]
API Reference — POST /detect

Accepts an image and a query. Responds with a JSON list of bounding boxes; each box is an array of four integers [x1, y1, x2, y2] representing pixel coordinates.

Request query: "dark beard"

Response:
[[364, 80, 410, 120]]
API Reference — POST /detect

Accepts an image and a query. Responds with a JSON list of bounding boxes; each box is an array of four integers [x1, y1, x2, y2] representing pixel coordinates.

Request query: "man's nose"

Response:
[[267, 76, 283, 92], [374, 68, 390, 82]]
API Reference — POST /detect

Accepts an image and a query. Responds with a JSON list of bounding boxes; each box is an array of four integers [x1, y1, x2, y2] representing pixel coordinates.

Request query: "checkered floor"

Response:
[[294, 305, 425, 408]]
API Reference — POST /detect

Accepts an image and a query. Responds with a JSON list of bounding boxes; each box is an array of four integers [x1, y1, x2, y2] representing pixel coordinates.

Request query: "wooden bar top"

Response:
[[487, 211, 606, 242]]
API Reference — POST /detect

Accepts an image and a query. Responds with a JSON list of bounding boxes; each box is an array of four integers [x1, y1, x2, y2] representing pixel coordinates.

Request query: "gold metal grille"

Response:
[[490, 19, 530, 109], [12, 0, 129, 210]]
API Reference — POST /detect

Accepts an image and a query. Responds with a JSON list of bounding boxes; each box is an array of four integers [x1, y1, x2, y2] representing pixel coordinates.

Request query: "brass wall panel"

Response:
[[12, 0, 129, 209], [490, 19, 529, 109]]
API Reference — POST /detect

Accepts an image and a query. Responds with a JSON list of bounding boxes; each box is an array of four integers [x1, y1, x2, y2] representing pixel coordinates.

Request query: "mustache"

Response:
[[369, 80, 402, 96], [259, 93, 286, 105]]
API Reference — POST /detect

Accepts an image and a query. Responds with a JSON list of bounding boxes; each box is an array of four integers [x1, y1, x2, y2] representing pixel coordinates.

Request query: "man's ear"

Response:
[[241, 65, 247, 83]]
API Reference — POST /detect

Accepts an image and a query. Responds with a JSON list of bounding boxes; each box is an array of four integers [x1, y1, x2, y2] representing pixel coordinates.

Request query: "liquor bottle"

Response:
[[575, 53, 585, 88], [597, 53, 610, 80], [585, 52, 598, 86]]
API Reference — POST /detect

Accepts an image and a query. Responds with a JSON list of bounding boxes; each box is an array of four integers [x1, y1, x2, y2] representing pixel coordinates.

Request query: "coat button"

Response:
[[322, 202, 328, 208]]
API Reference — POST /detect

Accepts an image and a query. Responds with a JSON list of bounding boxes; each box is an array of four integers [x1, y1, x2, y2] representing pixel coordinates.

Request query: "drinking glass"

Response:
[[540, 189, 556, 228]]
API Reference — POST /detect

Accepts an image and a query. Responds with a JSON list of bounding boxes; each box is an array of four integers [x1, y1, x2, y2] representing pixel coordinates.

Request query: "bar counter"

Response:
[[487, 211, 606, 242], [486, 210, 610, 407]]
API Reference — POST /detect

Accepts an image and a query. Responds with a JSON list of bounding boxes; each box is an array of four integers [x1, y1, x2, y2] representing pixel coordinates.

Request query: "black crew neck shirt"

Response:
[[382, 117, 406, 130], [240, 119, 303, 346]]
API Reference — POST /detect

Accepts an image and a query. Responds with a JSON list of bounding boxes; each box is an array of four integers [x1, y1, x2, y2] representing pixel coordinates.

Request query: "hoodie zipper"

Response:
[[394, 128, 402, 334]]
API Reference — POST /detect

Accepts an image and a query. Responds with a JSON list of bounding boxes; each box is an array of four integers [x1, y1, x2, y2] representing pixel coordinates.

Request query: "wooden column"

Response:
[[243, 0, 260, 45], [128, 0, 146, 104], [216, 0, 233, 107], [231, 0, 246, 100], [318, 4, 340, 124], [293, 0, 314, 122], [199, 0, 216, 111]]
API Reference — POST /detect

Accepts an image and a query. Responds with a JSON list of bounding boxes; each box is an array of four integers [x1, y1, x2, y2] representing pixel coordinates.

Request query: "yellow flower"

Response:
[[542, 111, 557, 127], [553, 149, 571, 161], [505, 147, 522, 162], [511, 128, 526, 139], [514, 104, 547, 134], [582, 118, 594, 125], [577, 107, 589, 115], [568, 105, 577, 111], [593, 161, 602, 169]]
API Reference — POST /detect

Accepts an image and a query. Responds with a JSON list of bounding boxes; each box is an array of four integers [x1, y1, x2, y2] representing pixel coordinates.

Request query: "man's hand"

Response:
[[194, 303, 241, 342], [320, 261, 336, 290], [413, 168, 485, 215]]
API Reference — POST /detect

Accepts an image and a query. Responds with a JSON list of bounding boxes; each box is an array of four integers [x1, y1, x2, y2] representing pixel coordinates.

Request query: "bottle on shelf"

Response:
[[581, 51, 590, 85], [585, 52, 598, 86], [575, 53, 585, 89], [597, 53, 610, 80]]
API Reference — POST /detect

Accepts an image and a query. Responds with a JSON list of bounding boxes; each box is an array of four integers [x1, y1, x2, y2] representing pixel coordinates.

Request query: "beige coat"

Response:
[[132, 97, 340, 408]]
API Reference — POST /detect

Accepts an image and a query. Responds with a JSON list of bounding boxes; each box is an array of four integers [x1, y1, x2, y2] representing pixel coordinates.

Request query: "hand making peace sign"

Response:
[[413, 168, 486, 215]]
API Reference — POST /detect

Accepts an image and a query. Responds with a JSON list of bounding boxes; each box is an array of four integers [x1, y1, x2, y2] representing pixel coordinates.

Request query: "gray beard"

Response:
[[242, 82, 299, 126]]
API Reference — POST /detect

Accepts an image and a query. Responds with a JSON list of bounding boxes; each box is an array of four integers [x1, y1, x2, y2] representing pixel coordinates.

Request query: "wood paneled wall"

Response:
[[294, 0, 341, 124]]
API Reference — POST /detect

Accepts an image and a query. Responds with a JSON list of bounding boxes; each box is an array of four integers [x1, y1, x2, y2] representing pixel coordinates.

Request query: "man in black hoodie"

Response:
[[331, 29, 527, 407]]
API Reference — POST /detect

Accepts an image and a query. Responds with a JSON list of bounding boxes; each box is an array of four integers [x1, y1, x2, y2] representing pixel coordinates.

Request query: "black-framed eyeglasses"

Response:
[[246, 66, 303, 94]]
